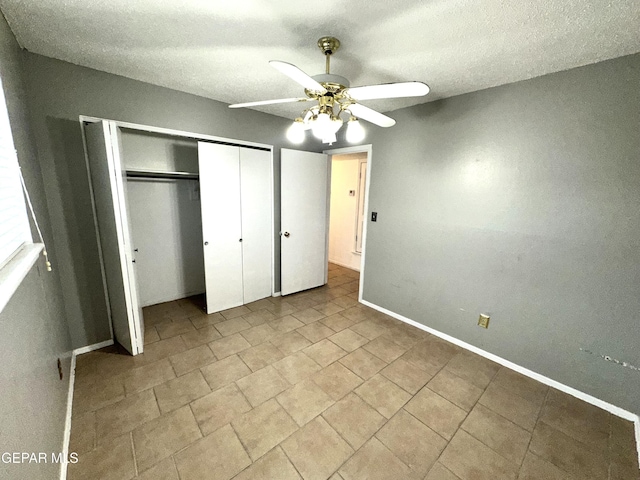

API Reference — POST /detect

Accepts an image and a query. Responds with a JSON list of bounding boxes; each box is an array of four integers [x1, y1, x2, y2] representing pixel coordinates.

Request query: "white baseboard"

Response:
[[328, 258, 360, 272], [72, 339, 114, 356], [636, 421, 640, 467], [59, 352, 76, 480], [360, 298, 640, 461], [61, 339, 116, 480]]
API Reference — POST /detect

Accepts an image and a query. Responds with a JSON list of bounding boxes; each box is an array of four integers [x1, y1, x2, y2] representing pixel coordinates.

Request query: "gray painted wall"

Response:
[[348, 53, 640, 415], [16, 26, 640, 419], [22, 52, 316, 348], [0, 13, 72, 480]]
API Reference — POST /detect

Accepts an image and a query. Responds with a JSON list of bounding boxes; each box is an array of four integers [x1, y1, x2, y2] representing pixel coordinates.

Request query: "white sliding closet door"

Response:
[[85, 120, 144, 355], [240, 148, 272, 303], [199, 143, 244, 313]]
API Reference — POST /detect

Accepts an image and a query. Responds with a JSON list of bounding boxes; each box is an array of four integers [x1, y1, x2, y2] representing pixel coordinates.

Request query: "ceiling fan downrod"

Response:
[[317, 36, 340, 74]]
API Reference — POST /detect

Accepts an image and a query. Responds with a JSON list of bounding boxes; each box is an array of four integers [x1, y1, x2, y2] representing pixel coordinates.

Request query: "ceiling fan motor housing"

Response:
[[311, 74, 350, 89]]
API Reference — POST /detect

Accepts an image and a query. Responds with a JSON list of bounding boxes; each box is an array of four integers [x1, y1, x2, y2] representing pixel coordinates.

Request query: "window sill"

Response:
[[0, 243, 44, 314]]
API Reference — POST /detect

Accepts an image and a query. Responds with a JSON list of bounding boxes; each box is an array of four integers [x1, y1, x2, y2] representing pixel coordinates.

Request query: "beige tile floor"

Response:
[[68, 264, 639, 480]]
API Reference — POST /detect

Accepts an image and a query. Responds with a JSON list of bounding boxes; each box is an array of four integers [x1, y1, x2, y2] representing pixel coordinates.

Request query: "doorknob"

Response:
[[283, 232, 290, 238], [204, 241, 209, 246]]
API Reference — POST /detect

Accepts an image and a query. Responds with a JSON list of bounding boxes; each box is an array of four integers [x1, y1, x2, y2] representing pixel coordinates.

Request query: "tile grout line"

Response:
[[455, 366, 537, 451], [415, 349, 493, 476], [129, 432, 139, 478], [401, 406, 450, 445], [169, 455, 181, 480], [187, 400, 208, 439], [519, 386, 584, 479], [278, 443, 307, 479], [517, 380, 549, 476]]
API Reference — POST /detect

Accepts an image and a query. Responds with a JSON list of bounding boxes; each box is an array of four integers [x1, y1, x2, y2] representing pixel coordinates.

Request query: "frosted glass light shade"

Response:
[[312, 112, 332, 139], [322, 132, 337, 144], [346, 119, 365, 143], [286, 120, 305, 144]]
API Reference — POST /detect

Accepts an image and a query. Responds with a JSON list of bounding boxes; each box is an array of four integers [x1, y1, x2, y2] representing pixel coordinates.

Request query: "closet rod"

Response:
[[126, 169, 199, 180]]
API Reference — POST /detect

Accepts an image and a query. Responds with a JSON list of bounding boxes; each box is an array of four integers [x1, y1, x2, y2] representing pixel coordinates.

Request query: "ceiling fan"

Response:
[[229, 36, 430, 144]]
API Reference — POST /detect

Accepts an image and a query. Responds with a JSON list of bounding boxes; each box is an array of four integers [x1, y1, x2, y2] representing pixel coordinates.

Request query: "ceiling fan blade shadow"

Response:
[[348, 81, 429, 101], [229, 97, 312, 109], [269, 61, 327, 94], [348, 103, 396, 127]]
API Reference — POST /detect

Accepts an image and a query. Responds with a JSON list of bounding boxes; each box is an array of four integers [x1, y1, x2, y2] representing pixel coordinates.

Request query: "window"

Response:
[[0, 75, 43, 314], [0, 76, 31, 269]]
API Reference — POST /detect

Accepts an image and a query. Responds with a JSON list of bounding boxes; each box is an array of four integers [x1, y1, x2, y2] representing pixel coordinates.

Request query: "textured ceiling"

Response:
[[2, 0, 639, 120]]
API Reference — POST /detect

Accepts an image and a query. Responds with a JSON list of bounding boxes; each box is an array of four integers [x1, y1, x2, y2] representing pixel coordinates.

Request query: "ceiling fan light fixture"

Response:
[[233, 36, 423, 143], [286, 118, 306, 144], [302, 110, 314, 130], [346, 117, 365, 143], [311, 112, 332, 139], [322, 132, 337, 144]]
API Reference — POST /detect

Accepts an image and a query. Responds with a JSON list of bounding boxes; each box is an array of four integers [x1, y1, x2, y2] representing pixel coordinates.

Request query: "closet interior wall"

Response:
[[120, 128, 205, 307]]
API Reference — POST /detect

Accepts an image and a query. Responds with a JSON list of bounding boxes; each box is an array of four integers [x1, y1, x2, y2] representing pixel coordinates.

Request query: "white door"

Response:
[[198, 142, 244, 313], [109, 124, 145, 349], [240, 148, 272, 303], [85, 121, 144, 355], [281, 148, 330, 296]]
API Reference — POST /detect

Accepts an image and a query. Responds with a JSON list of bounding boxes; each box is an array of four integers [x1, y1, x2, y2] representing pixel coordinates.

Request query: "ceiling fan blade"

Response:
[[348, 103, 396, 128], [269, 61, 327, 94], [348, 81, 429, 101], [229, 97, 313, 109]]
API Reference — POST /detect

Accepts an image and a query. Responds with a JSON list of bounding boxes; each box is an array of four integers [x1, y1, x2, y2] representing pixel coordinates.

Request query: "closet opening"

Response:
[[82, 117, 275, 356], [120, 128, 207, 340]]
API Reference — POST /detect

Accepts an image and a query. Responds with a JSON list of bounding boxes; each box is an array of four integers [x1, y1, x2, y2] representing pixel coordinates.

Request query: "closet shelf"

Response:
[[126, 169, 199, 180]]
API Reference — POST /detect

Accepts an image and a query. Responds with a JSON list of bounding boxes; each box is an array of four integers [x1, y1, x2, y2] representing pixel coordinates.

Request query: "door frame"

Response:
[[323, 144, 373, 303], [355, 158, 367, 254], [81, 120, 143, 354], [80, 115, 276, 347]]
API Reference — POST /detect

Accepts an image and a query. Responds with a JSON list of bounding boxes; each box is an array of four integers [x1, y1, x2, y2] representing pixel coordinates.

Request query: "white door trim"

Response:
[[355, 158, 367, 254], [323, 144, 373, 303], [79, 115, 273, 150]]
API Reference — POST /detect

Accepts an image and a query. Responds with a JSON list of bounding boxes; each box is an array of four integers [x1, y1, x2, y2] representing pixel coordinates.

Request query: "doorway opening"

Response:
[[325, 145, 372, 302], [279, 145, 372, 301]]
